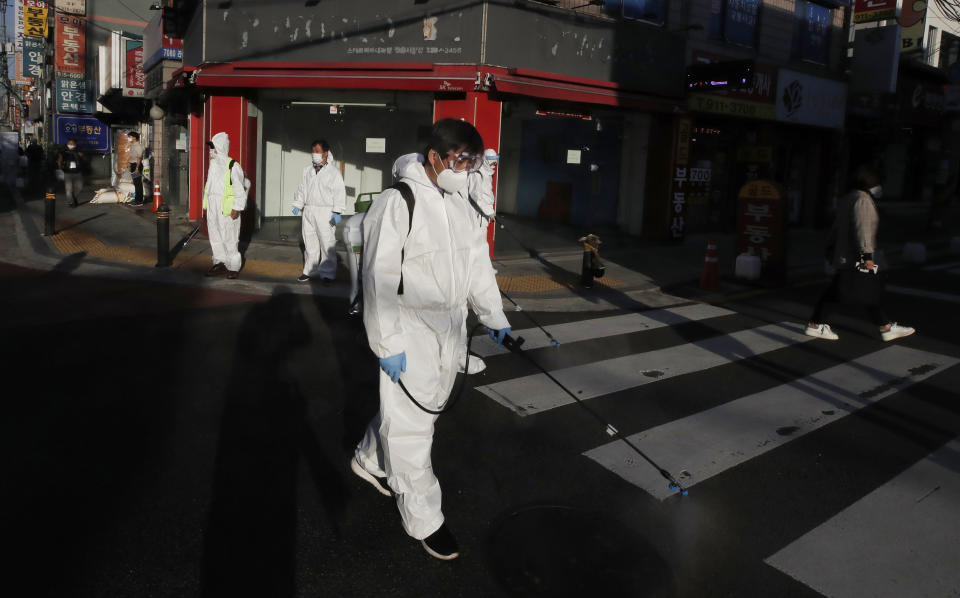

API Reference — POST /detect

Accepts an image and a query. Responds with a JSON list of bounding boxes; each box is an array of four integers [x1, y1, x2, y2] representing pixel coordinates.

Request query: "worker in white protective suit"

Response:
[[292, 139, 346, 282], [456, 147, 501, 374], [467, 148, 498, 231], [203, 132, 248, 279], [351, 119, 511, 561]]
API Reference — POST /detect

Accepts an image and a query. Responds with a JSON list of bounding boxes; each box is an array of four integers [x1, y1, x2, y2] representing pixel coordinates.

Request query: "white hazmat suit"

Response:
[[203, 132, 247, 273], [293, 153, 346, 279], [355, 153, 509, 540]]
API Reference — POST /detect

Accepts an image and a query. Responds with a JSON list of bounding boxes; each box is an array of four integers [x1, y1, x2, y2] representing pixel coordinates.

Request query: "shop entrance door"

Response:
[[515, 117, 621, 227]]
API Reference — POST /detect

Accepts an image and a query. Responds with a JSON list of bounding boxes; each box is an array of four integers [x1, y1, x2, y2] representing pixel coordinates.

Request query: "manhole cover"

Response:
[[485, 504, 670, 597]]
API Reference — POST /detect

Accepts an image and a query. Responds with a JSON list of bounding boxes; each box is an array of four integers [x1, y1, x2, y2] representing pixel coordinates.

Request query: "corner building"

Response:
[[165, 0, 688, 245]]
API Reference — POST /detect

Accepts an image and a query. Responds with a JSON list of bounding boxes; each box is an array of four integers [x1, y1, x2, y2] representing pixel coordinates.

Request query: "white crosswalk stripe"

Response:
[[583, 345, 959, 500], [475, 321, 812, 416], [469, 303, 734, 357], [765, 437, 960, 598]]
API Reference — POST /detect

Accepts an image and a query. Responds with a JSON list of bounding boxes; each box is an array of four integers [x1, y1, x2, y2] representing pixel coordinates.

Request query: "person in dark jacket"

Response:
[[58, 139, 84, 208], [805, 165, 915, 342], [25, 137, 44, 194]]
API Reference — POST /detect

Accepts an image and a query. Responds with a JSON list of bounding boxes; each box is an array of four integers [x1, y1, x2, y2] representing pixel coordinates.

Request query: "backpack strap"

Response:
[[389, 181, 415, 295]]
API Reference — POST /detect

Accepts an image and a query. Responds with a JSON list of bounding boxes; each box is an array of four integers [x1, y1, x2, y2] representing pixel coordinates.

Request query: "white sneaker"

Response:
[[805, 323, 839, 340], [881, 323, 915, 342], [457, 355, 486, 374]]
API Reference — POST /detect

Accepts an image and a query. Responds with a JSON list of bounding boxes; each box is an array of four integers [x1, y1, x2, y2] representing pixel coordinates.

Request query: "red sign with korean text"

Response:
[[853, 0, 898, 23], [56, 14, 85, 77], [736, 180, 786, 278], [125, 40, 144, 93]]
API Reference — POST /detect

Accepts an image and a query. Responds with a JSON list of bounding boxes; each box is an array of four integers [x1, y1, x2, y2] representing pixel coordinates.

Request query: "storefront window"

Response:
[[795, 1, 832, 65], [602, 0, 667, 25], [709, 0, 761, 48]]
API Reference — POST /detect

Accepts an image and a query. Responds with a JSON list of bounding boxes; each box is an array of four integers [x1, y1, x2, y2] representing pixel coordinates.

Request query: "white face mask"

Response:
[[312, 153, 326, 165], [209, 149, 217, 159], [868, 185, 882, 199], [436, 167, 468, 194], [66, 145, 76, 150]]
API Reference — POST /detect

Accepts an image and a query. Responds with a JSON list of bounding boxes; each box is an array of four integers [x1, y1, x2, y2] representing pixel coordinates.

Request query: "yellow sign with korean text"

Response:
[[24, 4, 48, 39], [688, 93, 776, 121]]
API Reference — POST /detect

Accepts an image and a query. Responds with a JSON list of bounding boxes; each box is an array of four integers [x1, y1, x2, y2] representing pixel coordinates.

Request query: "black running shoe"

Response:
[[350, 457, 392, 497], [421, 524, 459, 560], [297, 274, 310, 282]]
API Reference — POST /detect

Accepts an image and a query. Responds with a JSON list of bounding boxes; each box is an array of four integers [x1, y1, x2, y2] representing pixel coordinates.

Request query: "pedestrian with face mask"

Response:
[[58, 139, 83, 208], [127, 132, 145, 206], [202, 132, 247, 279], [351, 119, 511, 561], [805, 165, 915, 342], [292, 139, 346, 282]]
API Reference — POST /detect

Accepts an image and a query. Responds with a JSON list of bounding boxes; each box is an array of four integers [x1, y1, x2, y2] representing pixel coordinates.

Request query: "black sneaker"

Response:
[[421, 524, 459, 560], [297, 274, 310, 282], [350, 457, 392, 497]]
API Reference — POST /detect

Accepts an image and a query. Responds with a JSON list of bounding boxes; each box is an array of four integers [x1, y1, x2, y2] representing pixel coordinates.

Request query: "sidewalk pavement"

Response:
[[5, 178, 959, 312]]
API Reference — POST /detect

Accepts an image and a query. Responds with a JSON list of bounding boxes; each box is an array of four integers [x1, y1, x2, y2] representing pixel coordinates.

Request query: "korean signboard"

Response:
[[54, 114, 111, 153], [22, 37, 44, 80], [56, 15, 86, 77], [124, 39, 145, 97], [898, 0, 927, 54], [15, 0, 24, 51], [24, 0, 48, 38], [57, 0, 86, 15], [688, 53, 777, 120], [668, 118, 692, 241], [853, 0, 898, 23], [776, 69, 847, 129], [143, 10, 184, 72], [57, 78, 93, 113], [736, 180, 785, 279]]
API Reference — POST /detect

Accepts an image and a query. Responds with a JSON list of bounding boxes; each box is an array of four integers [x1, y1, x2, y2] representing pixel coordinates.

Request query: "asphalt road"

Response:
[[3, 254, 959, 598]]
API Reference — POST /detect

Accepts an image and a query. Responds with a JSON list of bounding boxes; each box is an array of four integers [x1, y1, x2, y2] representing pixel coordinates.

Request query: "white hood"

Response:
[[210, 132, 230, 163], [392, 153, 437, 194]]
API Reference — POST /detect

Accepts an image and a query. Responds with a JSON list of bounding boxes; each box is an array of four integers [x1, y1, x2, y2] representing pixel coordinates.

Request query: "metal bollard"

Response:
[[578, 233, 604, 288], [43, 190, 56, 236], [156, 204, 171, 267]]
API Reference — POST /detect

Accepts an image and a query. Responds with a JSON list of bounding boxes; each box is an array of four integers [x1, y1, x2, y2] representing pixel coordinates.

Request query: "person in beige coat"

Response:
[[806, 166, 914, 342]]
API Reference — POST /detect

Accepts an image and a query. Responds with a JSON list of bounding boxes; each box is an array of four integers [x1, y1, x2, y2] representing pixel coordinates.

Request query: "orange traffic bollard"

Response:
[[700, 238, 719, 290], [151, 180, 163, 213]]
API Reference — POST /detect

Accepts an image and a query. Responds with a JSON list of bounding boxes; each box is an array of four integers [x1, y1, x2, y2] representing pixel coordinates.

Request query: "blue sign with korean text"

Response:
[[54, 114, 111, 153], [725, 0, 761, 48], [56, 77, 93, 113], [22, 37, 45, 80]]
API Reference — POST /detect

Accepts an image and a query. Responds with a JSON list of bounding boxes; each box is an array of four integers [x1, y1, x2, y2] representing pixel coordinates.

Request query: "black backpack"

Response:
[[349, 181, 415, 316]]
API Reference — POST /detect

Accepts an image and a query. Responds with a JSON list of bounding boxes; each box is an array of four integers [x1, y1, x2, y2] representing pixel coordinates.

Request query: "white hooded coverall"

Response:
[[203, 132, 247, 272], [356, 153, 509, 540], [293, 153, 347, 279]]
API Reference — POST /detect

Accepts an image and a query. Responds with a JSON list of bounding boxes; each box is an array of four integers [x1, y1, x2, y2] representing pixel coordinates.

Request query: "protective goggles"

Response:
[[447, 151, 484, 173]]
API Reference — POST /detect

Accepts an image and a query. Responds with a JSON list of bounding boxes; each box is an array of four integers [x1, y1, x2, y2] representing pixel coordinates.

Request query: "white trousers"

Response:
[[302, 205, 337, 278], [356, 310, 464, 540], [207, 197, 242, 272]]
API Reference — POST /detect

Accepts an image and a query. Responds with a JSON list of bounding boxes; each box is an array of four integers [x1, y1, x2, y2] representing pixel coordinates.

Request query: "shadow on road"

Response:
[[200, 288, 353, 597]]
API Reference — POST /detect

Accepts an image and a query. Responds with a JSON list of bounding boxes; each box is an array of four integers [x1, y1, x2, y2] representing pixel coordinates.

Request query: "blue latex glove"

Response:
[[330, 212, 342, 226], [379, 352, 406, 383], [489, 327, 511, 346], [292, 207, 300, 216]]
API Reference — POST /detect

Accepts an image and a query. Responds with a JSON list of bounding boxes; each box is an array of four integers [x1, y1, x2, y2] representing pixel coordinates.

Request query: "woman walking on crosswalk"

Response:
[[805, 165, 915, 342]]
